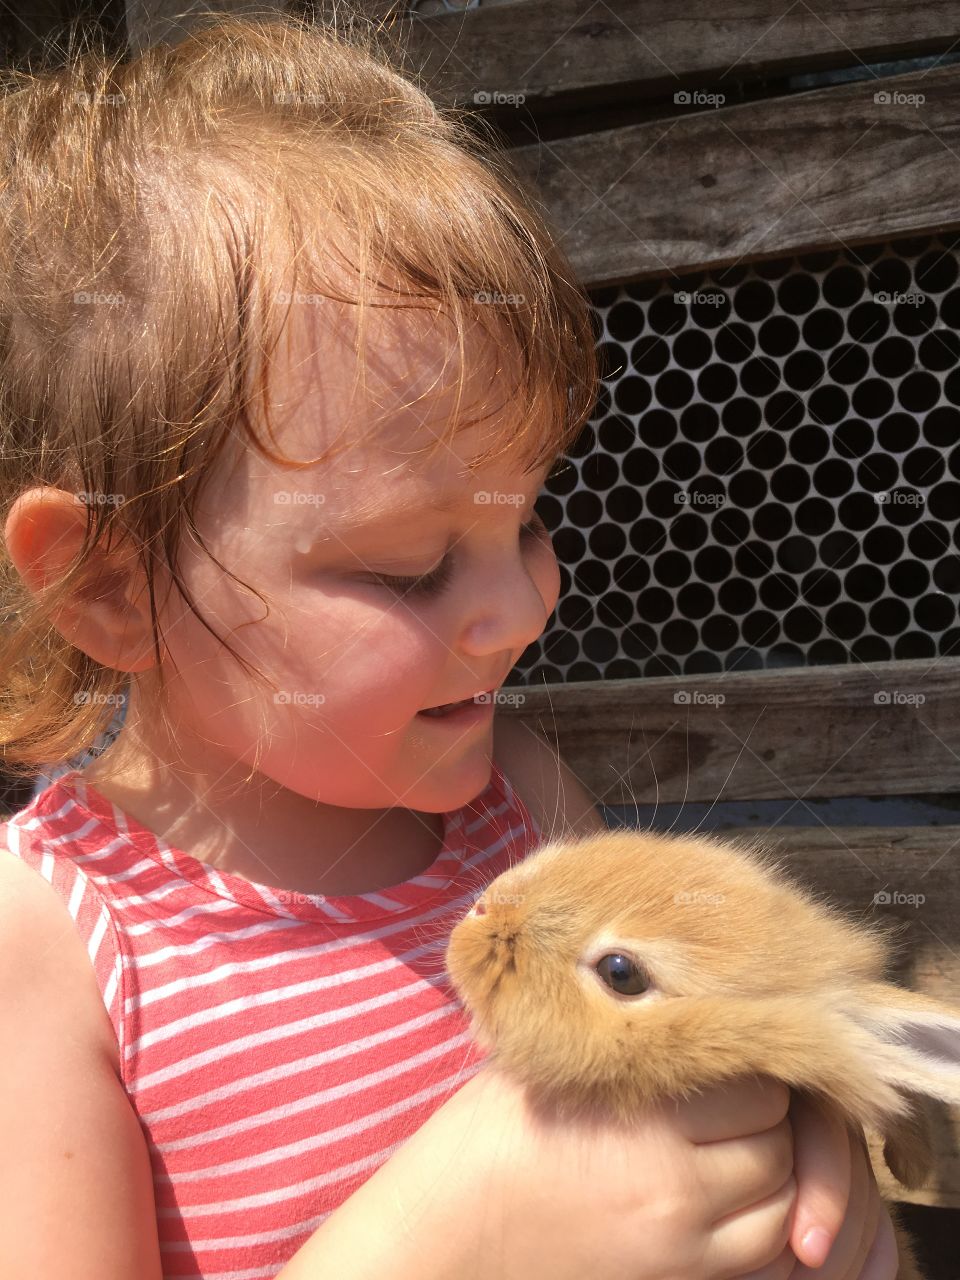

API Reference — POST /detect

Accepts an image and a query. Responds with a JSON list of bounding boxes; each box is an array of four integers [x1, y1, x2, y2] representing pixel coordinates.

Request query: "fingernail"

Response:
[[800, 1227, 833, 1267]]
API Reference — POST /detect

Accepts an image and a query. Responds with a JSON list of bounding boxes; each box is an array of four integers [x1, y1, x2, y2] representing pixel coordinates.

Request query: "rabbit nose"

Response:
[[471, 899, 487, 917]]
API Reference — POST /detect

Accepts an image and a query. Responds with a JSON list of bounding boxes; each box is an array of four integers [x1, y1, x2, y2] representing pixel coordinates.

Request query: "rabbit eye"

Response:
[[595, 953, 649, 996]]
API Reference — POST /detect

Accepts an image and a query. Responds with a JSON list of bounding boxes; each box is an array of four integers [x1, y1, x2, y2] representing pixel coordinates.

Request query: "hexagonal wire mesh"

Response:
[[507, 234, 960, 690]]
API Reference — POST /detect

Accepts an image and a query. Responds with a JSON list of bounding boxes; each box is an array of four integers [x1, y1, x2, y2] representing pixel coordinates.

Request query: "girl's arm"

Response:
[[492, 712, 607, 840], [0, 848, 163, 1280]]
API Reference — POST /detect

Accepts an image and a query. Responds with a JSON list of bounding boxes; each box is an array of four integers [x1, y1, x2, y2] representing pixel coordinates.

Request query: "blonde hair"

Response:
[[0, 7, 599, 777]]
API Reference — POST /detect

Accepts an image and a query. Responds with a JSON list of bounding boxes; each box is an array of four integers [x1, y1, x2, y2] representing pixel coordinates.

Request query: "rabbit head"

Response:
[[445, 828, 960, 1187]]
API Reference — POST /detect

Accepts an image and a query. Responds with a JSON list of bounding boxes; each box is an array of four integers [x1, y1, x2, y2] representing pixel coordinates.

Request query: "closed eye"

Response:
[[365, 512, 550, 597], [372, 558, 451, 597]]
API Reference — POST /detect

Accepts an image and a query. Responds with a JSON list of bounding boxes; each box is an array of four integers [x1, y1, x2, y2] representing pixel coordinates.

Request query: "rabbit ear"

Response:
[[881, 1092, 935, 1189], [845, 981, 960, 1109]]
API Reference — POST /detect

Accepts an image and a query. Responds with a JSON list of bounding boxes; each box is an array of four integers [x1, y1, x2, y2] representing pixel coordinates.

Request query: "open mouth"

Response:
[[418, 690, 495, 718]]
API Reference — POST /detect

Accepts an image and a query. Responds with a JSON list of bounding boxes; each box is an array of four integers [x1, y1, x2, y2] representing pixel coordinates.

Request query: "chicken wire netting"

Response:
[[507, 233, 960, 688]]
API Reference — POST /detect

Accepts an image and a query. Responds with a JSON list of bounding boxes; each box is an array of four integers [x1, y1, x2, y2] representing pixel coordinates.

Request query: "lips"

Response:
[[418, 688, 495, 716]]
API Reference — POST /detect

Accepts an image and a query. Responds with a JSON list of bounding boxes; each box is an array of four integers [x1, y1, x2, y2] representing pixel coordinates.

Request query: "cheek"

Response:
[[154, 554, 258, 674], [277, 589, 444, 713], [533, 545, 562, 617]]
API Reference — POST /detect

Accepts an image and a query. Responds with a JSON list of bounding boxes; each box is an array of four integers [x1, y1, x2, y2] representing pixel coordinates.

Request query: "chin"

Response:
[[411, 747, 494, 813]]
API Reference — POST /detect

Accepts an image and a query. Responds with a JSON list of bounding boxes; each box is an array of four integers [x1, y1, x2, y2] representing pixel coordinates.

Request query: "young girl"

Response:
[[0, 11, 896, 1280]]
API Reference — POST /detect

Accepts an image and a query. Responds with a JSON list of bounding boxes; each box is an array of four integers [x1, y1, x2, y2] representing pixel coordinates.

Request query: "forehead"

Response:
[[222, 288, 545, 528]]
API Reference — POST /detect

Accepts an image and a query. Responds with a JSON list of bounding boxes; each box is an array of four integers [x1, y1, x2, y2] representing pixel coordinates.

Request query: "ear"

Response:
[[4, 485, 158, 671], [843, 980, 960, 1187], [846, 981, 960, 1108], [879, 1092, 934, 1188]]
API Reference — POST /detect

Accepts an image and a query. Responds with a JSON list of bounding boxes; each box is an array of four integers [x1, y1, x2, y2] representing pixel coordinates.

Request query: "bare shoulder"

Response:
[[0, 839, 163, 1277], [492, 712, 607, 842], [0, 840, 119, 1071]]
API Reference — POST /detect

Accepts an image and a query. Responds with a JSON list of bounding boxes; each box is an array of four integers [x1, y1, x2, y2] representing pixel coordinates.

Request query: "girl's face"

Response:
[[147, 303, 561, 812]]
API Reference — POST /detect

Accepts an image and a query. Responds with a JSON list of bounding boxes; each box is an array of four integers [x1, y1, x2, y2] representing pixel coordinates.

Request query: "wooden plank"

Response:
[[124, 0, 285, 54], [498, 63, 960, 286], [405, 0, 960, 112], [720, 823, 960, 1208], [3, 0, 101, 65], [502, 658, 960, 804], [720, 824, 959, 1007]]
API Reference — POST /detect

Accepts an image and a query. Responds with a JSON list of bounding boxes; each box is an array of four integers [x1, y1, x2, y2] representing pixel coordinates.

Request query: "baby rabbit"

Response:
[[445, 827, 960, 1280]]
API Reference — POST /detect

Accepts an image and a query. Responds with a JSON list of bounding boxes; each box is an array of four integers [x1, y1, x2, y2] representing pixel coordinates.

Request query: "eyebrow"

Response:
[[289, 488, 473, 555], [332, 466, 552, 531], [337, 491, 466, 529], [290, 470, 549, 559]]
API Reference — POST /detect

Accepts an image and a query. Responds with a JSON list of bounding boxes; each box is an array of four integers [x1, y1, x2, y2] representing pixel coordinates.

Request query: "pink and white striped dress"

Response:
[[0, 762, 543, 1280]]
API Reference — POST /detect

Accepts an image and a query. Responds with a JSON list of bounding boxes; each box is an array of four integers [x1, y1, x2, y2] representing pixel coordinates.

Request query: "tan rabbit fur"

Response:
[[446, 828, 960, 1280]]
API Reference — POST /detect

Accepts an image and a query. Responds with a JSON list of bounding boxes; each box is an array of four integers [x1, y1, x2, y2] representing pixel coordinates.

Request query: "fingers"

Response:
[[693, 1117, 795, 1223], [857, 1204, 899, 1280], [789, 1130, 877, 1279], [788, 1092, 852, 1266], [670, 1074, 792, 1144], [738, 1246, 798, 1280], [705, 1172, 797, 1280]]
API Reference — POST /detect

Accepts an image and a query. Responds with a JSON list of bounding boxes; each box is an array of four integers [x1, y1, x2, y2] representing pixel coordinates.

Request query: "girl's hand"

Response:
[[400, 1066, 808, 1280], [787, 1091, 899, 1279]]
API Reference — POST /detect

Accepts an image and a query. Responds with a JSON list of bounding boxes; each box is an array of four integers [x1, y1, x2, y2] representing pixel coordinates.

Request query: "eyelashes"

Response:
[[367, 513, 550, 598], [381, 556, 455, 598]]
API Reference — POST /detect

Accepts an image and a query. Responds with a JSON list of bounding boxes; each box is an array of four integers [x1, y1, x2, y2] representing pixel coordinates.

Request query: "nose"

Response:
[[470, 899, 487, 917], [461, 558, 557, 658]]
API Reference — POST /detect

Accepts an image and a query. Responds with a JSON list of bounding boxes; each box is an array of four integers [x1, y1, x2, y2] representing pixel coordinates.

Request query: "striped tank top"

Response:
[[0, 761, 543, 1280]]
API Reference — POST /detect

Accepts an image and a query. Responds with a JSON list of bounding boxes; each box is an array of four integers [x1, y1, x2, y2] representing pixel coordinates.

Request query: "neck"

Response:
[[78, 688, 446, 898]]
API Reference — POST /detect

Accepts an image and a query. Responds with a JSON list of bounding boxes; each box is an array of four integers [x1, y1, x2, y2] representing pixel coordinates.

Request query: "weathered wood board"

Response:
[[503, 659, 960, 804], [406, 0, 960, 110], [498, 64, 960, 285]]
